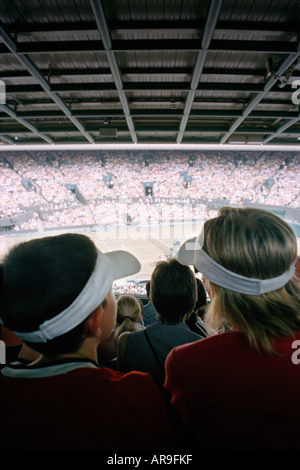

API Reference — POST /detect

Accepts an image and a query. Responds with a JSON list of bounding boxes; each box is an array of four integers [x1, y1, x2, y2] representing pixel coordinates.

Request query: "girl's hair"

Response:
[[113, 294, 144, 339], [203, 207, 300, 354], [150, 258, 197, 324], [2, 233, 99, 355]]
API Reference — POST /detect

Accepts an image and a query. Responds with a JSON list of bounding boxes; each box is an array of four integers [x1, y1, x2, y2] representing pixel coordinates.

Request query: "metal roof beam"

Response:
[[177, 0, 223, 144], [1, 109, 297, 120], [262, 116, 300, 144], [4, 123, 293, 135], [109, 20, 299, 36], [221, 45, 300, 144], [90, 0, 137, 143], [5, 81, 294, 94], [0, 134, 14, 144], [3, 67, 299, 81], [0, 39, 297, 55], [7, 20, 299, 36], [0, 104, 53, 143], [0, 27, 94, 144]]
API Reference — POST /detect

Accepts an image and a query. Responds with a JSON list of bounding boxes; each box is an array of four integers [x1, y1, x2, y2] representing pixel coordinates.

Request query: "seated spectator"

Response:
[[97, 294, 144, 367], [0, 233, 174, 450], [117, 258, 207, 388], [165, 207, 300, 450], [185, 278, 208, 336], [1, 150, 299, 235], [115, 294, 144, 333], [142, 281, 157, 326]]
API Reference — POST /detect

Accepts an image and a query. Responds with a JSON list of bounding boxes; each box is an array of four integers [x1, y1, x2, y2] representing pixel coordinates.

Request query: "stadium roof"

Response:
[[0, 0, 300, 149]]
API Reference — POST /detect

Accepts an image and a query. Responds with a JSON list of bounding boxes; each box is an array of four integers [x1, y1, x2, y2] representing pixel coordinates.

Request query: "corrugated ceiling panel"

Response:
[[0, 0, 298, 145], [218, 0, 299, 21]]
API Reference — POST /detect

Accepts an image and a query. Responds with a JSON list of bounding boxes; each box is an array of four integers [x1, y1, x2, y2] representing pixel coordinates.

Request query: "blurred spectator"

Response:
[[0, 151, 299, 233], [185, 278, 208, 336], [98, 294, 144, 367], [117, 258, 207, 388], [165, 207, 300, 450], [1, 233, 173, 450], [142, 281, 157, 326]]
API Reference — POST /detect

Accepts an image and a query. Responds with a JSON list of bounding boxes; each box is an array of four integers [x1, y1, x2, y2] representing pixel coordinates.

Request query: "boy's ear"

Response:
[[85, 306, 104, 337]]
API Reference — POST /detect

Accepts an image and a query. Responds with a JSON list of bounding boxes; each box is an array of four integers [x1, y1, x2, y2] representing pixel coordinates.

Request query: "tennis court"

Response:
[[1, 221, 299, 283], [0, 222, 203, 281]]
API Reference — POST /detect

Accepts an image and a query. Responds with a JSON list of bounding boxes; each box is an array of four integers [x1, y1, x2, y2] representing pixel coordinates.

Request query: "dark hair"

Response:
[[150, 258, 197, 324], [2, 233, 98, 355], [195, 278, 207, 312], [146, 281, 151, 298]]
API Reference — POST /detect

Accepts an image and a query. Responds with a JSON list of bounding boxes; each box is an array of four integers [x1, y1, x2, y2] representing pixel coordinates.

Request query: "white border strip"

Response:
[[0, 143, 299, 152]]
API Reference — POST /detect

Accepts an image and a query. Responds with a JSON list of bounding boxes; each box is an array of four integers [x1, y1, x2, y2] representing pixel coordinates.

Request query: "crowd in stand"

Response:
[[1, 207, 300, 451], [0, 150, 299, 232], [113, 281, 148, 296]]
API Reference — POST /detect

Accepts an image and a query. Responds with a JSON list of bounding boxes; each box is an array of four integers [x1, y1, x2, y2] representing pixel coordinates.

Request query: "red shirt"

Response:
[[0, 326, 23, 347], [164, 330, 300, 450], [1, 359, 173, 450]]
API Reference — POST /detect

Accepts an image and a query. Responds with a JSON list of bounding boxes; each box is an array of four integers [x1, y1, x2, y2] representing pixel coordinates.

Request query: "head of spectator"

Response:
[[0, 233, 141, 362], [140, 280, 157, 327], [178, 206, 300, 354], [97, 294, 144, 366], [150, 258, 197, 325], [115, 294, 144, 336], [194, 278, 207, 318], [185, 277, 208, 336], [145, 281, 151, 299]]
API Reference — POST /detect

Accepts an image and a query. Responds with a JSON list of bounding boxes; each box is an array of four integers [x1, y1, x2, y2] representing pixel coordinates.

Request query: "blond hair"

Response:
[[113, 294, 144, 339], [203, 207, 300, 354]]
